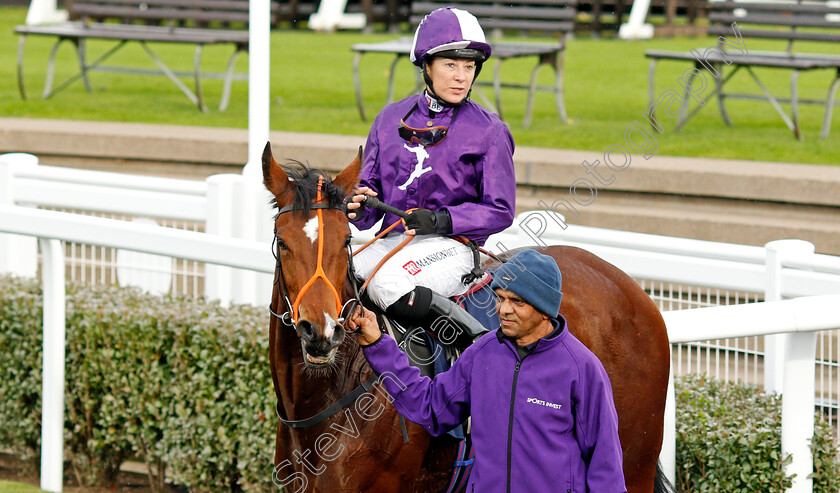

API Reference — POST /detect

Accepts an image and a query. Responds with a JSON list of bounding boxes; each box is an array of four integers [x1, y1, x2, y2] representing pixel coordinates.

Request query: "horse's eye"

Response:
[[276, 238, 289, 251], [343, 235, 352, 248]]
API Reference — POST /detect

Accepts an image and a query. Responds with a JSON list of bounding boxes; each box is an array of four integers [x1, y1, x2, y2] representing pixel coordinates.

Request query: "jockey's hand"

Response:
[[347, 307, 382, 346], [347, 187, 378, 220], [404, 208, 450, 236]]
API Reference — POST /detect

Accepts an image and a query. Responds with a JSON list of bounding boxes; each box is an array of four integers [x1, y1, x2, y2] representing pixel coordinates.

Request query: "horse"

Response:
[[262, 142, 672, 493]]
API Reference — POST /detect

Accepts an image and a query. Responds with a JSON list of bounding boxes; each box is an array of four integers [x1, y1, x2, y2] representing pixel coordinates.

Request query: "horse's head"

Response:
[[262, 142, 361, 368]]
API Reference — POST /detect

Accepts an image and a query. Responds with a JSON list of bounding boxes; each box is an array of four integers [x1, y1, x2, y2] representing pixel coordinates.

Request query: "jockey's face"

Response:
[[494, 288, 552, 346], [426, 57, 476, 104]]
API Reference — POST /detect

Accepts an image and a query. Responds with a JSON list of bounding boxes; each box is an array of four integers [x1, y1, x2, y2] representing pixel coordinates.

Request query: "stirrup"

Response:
[[428, 293, 489, 347]]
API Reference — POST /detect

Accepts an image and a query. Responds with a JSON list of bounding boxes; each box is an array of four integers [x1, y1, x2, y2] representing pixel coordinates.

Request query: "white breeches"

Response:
[[353, 234, 476, 310]]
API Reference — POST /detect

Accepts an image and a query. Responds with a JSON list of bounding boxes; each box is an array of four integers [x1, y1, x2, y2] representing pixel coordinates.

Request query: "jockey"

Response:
[[347, 7, 516, 345]]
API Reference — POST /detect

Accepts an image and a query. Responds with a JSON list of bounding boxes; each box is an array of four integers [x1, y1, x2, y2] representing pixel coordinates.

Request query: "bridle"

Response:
[[268, 176, 379, 430], [268, 175, 360, 331]]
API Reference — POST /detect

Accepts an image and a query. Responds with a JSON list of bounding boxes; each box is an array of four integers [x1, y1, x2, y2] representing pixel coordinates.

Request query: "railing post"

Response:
[[0, 153, 39, 278], [661, 363, 677, 486], [39, 238, 66, 493], [243, 0, 270, 181], [766, 239, 818, 493], [205, 174, 241, 307], [764, 240, 814, 393], [233, 178, 260, 305]]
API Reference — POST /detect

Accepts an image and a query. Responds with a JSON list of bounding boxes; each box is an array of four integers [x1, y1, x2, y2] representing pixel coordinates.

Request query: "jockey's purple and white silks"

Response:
[[355, 93, 515, 246]]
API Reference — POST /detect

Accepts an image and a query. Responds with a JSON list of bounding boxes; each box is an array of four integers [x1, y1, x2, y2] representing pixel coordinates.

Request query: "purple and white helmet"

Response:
[[410, 7, 492, 67]]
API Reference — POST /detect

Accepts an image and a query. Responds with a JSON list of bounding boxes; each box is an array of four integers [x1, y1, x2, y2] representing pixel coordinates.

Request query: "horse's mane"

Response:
[[272, 161, 348, 218]]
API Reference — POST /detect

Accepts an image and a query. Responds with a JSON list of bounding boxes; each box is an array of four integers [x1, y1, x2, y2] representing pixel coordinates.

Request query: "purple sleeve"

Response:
[[362, 335, 471, 436], [445, 123, 516, 241], [574, 356, 627, 492], [354, 115, 385, 231]]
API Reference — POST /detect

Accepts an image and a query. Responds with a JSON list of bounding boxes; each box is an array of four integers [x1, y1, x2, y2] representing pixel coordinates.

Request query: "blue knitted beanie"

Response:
[[490, 249, 563, 316]]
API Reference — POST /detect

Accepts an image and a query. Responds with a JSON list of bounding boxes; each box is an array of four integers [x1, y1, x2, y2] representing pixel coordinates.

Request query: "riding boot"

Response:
[[427, 293, 489, 348]]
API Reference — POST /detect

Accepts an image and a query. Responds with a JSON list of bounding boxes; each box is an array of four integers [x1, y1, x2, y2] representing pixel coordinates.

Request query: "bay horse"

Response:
[[262, 142, 672, 493]]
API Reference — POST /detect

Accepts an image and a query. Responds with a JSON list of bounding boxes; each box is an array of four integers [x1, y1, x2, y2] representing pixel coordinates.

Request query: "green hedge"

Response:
[[0, 275, 276, 492], [2, 276, 839, 492], [676, 374, 840, 493]]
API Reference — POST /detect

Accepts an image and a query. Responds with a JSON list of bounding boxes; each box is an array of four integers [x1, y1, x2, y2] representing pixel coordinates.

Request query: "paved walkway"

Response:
[[2, 117, 839, 254]]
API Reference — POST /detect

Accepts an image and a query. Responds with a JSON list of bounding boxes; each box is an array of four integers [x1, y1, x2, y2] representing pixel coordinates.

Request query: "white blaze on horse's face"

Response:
[[303, 216, 319, 243], [323, 311, 337, 340]]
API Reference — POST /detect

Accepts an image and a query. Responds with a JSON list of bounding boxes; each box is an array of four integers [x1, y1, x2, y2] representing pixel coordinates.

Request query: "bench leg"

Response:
[[43, 38, 92, 98], [44, 40, 128, 99], [676, 67, 698, 128], [523, 61, 542, 128], [352, 52, 367, 121], [820, 69, 840, 139], [392, 56, 422, 102], [193, 44, 208, 113], [411, 68, 423, 98], [77, 39, 93, 93], [790, 70, 802, 140], [715, 63, 732, 126], [43, 37, 69, 98], [553, 51, 568, 124], [17, 35, 27, 100], [140, 41, 205, 112], [386, 54, 401, 104], [493, 58, 504, 121], [744, 66, 797, 137], [472, 85, 496, 113], [219, 46, 244, 112], [647, 59, 660, 131], [676, 66, 738, 131]]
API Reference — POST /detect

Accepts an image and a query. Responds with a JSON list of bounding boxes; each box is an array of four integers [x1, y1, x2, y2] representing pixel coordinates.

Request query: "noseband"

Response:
[[269, 176, 355, 330]]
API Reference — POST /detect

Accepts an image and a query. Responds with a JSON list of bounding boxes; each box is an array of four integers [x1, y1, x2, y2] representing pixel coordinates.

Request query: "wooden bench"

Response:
[[644, 1, 840, 139], [351, 0, 578, 127], [15, 0, 280, 112]]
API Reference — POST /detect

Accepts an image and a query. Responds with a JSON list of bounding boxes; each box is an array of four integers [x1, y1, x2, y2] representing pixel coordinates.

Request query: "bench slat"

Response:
[[72, 5, 252, 24], [709, 11, 840, 30], [412, 0, 578, 7], [15, 22, 249, 44], [411, 2, 576, 21], [408, 15, 574, 33], [709, 1, 840, 16], [72, 0, 252, 11], [644, 49, 840, 69], [707, 24, 840, 43]]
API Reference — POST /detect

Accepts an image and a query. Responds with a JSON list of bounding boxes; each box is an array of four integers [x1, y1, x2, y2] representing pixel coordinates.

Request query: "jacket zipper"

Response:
[[506, 357, 524, 493]]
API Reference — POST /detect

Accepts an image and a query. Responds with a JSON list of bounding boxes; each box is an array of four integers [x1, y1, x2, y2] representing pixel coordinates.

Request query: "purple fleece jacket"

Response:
[[362, 317, 626, 493]]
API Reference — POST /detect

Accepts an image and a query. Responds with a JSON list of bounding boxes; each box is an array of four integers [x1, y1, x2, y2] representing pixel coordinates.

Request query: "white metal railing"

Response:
[[2, 155, 840, 491], [0, 152, 277, 306], [0, 204, 273, 493], [2, 205, 838, 493]]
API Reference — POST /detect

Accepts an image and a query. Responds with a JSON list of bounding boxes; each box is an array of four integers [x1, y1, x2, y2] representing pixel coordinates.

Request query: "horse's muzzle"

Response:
[[297, 319, 345, 367]]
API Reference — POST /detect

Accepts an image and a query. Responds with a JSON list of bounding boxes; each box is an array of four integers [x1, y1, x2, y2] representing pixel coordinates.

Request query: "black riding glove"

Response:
[[344, 197, 366, 221], [405, 209, 452, 235]]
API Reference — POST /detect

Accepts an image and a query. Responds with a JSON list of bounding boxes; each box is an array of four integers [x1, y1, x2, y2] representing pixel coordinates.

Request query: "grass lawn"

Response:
[[0, 480, 43, 493], [1, 6, 838, 165]]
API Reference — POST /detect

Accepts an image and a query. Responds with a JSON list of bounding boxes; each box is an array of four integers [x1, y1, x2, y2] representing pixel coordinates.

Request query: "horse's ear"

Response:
[[333, 146, 362, 196], [262, 142, 292, 197]]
